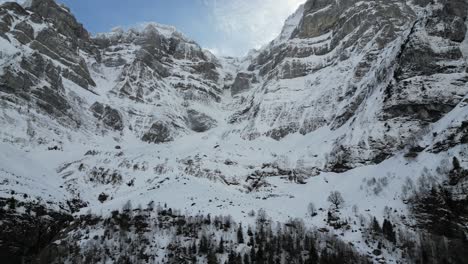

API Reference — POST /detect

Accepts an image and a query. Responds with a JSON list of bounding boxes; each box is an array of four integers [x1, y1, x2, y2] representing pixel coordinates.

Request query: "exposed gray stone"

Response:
[[0, 2, 28, 16], [192, 62, 219, 82], [32, 85, 70, 117], [231, 72, 256, 96], [142, 122, 173, 144], [383, 104, 457, 122], [29, 29, 96, 88], [0, 69, 34, 98], [12, 21, 34, 44], [26, 0, 89, 41], [186, 109, 217, 132], [103, 56, 127, 67], [169, 37, 205, 61], [90, 102, 124, 131], [135, 49, 169, 78]]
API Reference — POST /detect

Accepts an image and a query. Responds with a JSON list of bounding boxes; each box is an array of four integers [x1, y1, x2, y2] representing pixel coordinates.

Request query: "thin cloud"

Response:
[[203, 0, 305, 56]]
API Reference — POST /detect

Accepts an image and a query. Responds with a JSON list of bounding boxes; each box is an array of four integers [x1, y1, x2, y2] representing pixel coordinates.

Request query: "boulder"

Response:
[[186, 109, 217, 132], [90, 102, 124, 131], [142, 122, 173, 143]]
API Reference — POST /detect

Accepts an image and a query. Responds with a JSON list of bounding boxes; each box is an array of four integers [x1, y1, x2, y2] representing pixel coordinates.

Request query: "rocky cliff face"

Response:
[[0, 0, 225, 147], [229, 0, 468, 170], [91, 23, 224, 143], [2, 0, 464, 166]]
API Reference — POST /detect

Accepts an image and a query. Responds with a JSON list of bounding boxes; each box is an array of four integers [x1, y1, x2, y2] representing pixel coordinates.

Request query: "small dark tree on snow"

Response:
[[250, 244, 256, 262], [190, 241, 197, 254], [449, 156, 466, 185], [372, 217, 382, 234], [7, 197, 16, 210], [256, 246, 265, 264], [243, 253, 251, 264], [237, 224, 245, 244], [306, 242, 319, 264], [217, 237, 225, 253], [123, 200, 132, 213], [257, 208, 268, 223], [327, 191, 345, 209], [207, 250, 218, 264], [199, 234, 209, 254], [227, 251, 238, 264], [452, 157, 461, 171], [382, 219, 396, 243], [247, 226, 254, 237], [308, 202, 317, 217], [248, 235, 255, 247]]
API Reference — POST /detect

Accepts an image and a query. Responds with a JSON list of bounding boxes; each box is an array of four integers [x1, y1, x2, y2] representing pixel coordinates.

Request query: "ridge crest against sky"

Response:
[[0, 0, 305, 56]]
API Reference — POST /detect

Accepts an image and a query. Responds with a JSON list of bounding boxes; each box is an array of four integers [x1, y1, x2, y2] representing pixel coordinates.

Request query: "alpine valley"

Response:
[[0, 0, 467, 263]]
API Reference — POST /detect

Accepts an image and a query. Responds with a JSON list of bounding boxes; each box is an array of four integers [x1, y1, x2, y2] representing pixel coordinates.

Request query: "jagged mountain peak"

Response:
[[24, 0, 90, 40], [97, 22, 193, 44], [271, 3, 305, 45]]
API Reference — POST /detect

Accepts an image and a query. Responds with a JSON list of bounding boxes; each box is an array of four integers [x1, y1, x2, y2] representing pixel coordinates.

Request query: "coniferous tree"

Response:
[[372, 217, 382, 234], [190, 241, 197, 254], [237, 224, 244, 244], [199, 234, 209, 254], [227, 251, 237, 264], [217, 237, 225, 254], [207, 250, 218, 264], [256, 246, 265, 264], [247, 226, 254, 237], [243, 253, 251, 264], [382, 219, 396, 243], [236, 253, 243, 264], [306, 242, 319, 264], [250, 246, 256, 263], [453, 157, 461, 170], [248, 235, 255, 248], [320, 249, 329, 264]]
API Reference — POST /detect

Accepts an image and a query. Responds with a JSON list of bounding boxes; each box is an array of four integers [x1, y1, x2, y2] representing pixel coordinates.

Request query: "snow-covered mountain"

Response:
[[0, 0, 467, 263]]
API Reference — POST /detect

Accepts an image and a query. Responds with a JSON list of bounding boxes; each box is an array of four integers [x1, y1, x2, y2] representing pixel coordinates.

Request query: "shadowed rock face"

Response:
[[90, 23, 224, 142], [244, 0, 414, 82], [90, 103, 124, 131], [142, 122, 173, 144], [186, 109, 217, 133], [231, 72, 257, 96], [297, 0, 338, 38], [383, 0, 468, 124], [26, 0, 90, 41], [94, 24, 222, 102], [0, 50, 73, 121], [0, 0, 95, 108], [192, 61, 220, 82]]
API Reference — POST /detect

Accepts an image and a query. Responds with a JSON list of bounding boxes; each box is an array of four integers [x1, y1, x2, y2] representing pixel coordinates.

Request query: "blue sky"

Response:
[[58, 0, 214, 46], [4, 0, 305, 56]]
